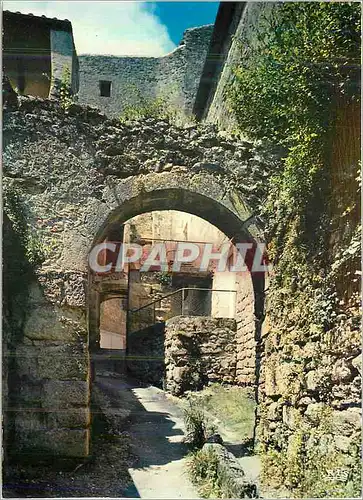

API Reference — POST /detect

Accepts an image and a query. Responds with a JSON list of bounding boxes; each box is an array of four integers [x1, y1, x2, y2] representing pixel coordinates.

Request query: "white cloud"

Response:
[[3, 1, 177, 56]]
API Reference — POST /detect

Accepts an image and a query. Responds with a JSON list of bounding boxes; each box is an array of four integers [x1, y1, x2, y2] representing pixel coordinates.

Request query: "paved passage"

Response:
[[97, 376, 199, 499]]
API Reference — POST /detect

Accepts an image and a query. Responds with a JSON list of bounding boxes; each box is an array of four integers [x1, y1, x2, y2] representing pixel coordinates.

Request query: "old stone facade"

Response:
[[77, 25, 213, 118], [127, 315, 239, 394]]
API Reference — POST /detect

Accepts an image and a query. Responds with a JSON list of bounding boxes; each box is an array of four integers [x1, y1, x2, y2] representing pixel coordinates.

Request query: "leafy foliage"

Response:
[[186, 447, 232, 498], [227, 3, 361, 497], [228, 1, 360, 223], [3, 184, 45, 267], [59, 66, 75, 111], [119, 83, 195, 125], [153, 271, 173, 287], [228, 2, 360, 142], [261, 407, 362, 498]]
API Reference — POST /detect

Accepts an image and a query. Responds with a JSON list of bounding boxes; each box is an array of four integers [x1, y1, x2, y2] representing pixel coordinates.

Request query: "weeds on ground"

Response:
[[188, 383, 256, 442], [183, 386, 258, 498], [183, 400, 216, 449]]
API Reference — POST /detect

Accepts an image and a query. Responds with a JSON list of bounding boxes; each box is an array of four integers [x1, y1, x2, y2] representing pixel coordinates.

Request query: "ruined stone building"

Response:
[[3, 10, 79, 98], [77, 25, 214, 117]]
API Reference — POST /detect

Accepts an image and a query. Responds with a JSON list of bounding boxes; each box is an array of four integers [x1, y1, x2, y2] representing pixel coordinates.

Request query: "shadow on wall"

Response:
[[126, 323, 166, 388], [2, 213, 35, 464]]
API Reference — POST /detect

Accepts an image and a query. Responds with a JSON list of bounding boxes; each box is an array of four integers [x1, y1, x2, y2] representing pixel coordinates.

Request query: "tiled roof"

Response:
[[3, 10, 73, 32]]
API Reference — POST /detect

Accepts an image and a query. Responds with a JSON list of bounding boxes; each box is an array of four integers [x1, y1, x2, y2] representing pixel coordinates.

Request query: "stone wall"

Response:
[[3, 96, 269, 457], [77, 25, 213, 118], [203, 3, 273, 131], [50, 28, 79, 97], [235, 272, 257, 385], [165, 316, 237, 396], [3, 216, 90, 458]]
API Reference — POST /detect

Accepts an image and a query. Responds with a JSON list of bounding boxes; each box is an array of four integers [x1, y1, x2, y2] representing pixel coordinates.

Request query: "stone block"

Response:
[[236, 373, 255, 385], [264, 356, 297, 397], [267, 402, 280, 421], [261, 315, 271, 338], [236, 336, 256, 350], [27, 282, 47, 306], [332, 409, 361, 437], [306, 370, 319, 391], [334, 434, 352, 453], [351, 353, 361, 375], [15, 411, 46, 433], [202, 443, 256, 498], [306, 367, 330, 392], [236, 315, 255, 330], [15, 345, 39, 379], [236, 357, 255, 370], [165, 316, 238, 393], [282, 405, 300, 430], [332, 359, 354, 383], [18, 380, 43, 406], [43, 380, 89, 409], [63, 272, 87, 308], [24, 305, 86, 342], [46, 408, 91, 429], [38, 343, 89, 381], [14, 428, 90, 458]]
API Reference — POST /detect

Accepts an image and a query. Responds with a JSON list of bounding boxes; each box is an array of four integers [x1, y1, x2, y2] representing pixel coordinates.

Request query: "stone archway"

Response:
[[87, 175, 265, 389], [3, 98, 269, 459]]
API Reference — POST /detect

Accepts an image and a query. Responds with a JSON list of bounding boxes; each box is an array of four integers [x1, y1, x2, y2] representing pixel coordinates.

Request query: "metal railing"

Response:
[[127, 287, 236, 334]]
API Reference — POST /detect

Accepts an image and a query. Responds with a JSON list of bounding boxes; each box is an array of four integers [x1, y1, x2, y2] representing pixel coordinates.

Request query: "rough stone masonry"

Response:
[[3, 94, 273, 458], [165, 316, 237, 396], [77, 25, 214, 118]]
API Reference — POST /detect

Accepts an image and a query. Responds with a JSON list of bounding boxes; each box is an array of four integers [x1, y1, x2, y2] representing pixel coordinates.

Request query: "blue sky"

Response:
[[3, 1, 219, 56], [153, 2, 219, 45]]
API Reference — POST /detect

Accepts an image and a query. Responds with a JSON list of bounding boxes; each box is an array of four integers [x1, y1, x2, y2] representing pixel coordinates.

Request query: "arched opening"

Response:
[[100, 296, 127, 350], [88, 186, 265, 391]]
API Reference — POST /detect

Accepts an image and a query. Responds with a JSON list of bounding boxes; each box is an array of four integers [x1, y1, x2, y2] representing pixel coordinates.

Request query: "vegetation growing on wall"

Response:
[[119, 83, 195, 125], [3, 184, 45, 268], [228, 2, 360, 248], [227, 2, 361, 497], [59, 66, 75, 111]]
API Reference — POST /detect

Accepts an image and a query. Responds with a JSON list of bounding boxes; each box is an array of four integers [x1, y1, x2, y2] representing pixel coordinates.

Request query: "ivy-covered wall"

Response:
[[211, 2, 361, 497]]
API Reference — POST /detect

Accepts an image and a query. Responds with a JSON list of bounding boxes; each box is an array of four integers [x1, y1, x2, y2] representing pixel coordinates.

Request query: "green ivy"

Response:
[[59, 66, 75, 111], [227, 3, 360, 497], [227, 1, 360, 233], [3, 184, 45, 268], [227, 2, 361, 331]]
